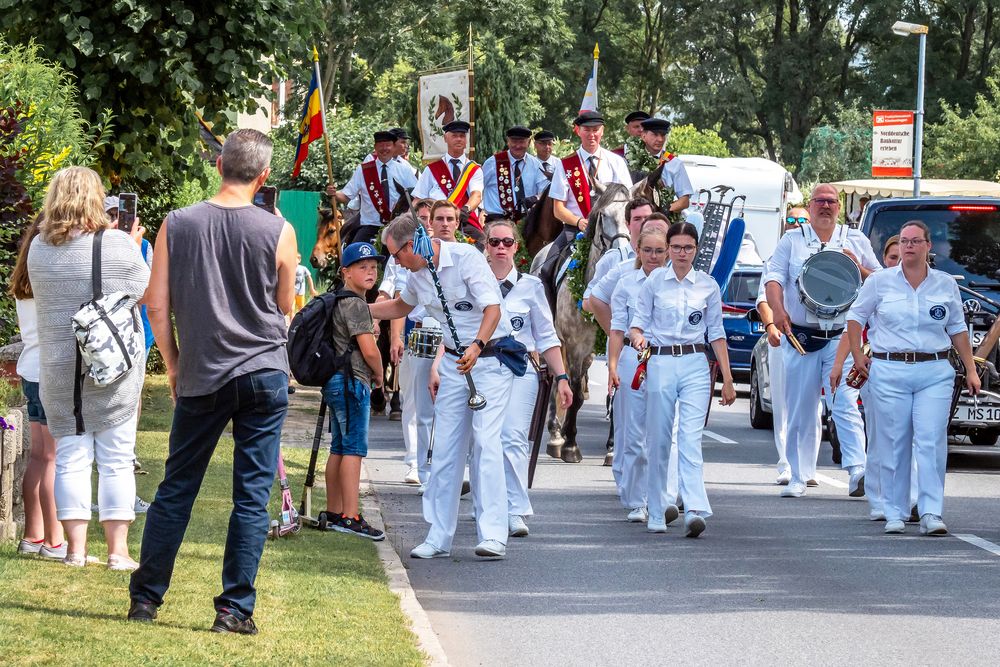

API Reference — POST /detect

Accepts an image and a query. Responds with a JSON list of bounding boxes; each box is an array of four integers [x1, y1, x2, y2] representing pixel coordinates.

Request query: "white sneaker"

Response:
[[884, 520, 905, 534], [134, 496, 151, 513], [775, 468, 792, 485], [626, 507, 648, 523], [410, 542, 450, 559], [508, 515, 529, 537], [664, 504, 680, 525], [919, 514, 948, 536], [647, 517, 667, 533], [780, 482, 806, 498], [417, 484, 426, 496], [868, 509, 886, 522], [684, 512, 706, 538], [403, 466, 421, 484], [39, 543, 68, 560], [17, 539, 43, 555], [848, 468, 866, 497], [107, 554, 140, 571], [474, 539, 506, 558]]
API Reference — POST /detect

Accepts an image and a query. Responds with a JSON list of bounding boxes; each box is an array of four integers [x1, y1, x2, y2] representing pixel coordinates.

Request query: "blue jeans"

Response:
[[129, 369, 288, 620], [322, 373, 370, 457]]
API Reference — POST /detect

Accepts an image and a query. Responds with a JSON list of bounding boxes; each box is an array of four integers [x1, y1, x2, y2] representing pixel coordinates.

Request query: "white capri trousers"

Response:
[[501, 368, 539, 517], [645, 354, 712, 520], [55, 411, 138, 522], [400, 352, 436, 484], [830, 356, 868, 469]]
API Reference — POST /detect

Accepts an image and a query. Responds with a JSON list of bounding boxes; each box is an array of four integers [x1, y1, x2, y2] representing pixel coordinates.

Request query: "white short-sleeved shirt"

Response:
[[763, 224, 881, 327], [549, 147, 633, 219], [499, 267, 560, 353], [481, 152, 547, 215], [340, 158, 417, 226], [847, 265, 966, 353], [400, 241, 509, 349], [630, 267, 725, 345], [584, 244, 635, 299], [413, 154, 484, 201], [590, 256, 638, 304], [610, 267, 651, 333], [379, 256, 402, 296], [15, 298, 40, 382], [659, 156, 695, 198]]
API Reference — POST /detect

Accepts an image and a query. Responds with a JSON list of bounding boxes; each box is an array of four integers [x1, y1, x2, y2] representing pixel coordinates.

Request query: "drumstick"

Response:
[[787, 331, 807, 356]]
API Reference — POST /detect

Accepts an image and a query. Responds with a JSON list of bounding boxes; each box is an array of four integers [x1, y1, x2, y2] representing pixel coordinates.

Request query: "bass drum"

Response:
[[796, 250, 862, 320]]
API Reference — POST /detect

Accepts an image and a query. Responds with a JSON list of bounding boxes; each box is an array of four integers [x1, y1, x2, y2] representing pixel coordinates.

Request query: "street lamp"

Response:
[[892, 20, 928, 198]]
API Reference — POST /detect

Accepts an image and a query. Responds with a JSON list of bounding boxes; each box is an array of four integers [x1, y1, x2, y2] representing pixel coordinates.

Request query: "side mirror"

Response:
[[747, 308, 762, 323]]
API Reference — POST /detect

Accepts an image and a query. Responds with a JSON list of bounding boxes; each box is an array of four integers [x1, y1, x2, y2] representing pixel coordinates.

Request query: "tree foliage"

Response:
[[798, 106, 873, 185], [923, 78, 1000, 181]]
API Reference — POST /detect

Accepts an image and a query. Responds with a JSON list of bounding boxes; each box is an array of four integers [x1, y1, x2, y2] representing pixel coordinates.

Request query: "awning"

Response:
[[831, 178, 1000, 198]]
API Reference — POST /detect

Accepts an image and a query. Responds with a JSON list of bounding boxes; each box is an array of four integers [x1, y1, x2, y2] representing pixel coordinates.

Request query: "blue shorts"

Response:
[[21, 380, 46, 424], [322, 373, 370, 457]]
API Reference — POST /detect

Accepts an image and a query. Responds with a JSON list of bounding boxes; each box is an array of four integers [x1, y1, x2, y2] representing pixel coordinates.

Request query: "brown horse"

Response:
[[520, 185, 562, 257], [310, 184, 412, 272]]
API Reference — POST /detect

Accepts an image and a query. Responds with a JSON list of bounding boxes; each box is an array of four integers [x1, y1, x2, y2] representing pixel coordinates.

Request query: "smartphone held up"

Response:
[[118, 193, 138, 233], [254, 186, 277, 214]]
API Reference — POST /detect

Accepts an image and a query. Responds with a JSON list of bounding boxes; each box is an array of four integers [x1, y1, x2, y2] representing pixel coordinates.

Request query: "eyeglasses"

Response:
[[898, 238, 927, 246], [785, 216, 808, 225], [391, 240, 413, 260], [640, 246, 667, 255], [811, 198, 839, 207], [669, 244, 697, 254], [487, 237, 516, 248]]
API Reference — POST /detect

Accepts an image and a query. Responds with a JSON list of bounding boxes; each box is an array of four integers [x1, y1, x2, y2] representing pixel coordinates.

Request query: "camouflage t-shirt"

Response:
[[331, 294, 375, 384]]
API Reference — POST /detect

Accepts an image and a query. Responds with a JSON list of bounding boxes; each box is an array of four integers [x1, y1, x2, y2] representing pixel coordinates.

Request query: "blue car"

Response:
[[721, 266, 764, 379]]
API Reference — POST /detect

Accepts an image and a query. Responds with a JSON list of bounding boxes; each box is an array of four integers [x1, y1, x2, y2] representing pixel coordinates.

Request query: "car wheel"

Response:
[[969, 428, 999, 447], [750, 367, 773, 430]]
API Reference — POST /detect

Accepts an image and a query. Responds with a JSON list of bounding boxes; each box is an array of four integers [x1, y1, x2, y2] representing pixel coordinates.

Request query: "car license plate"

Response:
[[954, 404, 1000, 422], [751, 322, 764, 333]]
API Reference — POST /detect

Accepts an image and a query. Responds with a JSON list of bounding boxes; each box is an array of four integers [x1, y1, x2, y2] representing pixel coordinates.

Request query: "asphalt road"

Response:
[[363, 363, 1000, 666]]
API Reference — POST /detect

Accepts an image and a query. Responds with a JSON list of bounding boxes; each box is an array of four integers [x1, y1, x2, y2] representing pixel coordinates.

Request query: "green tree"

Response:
[[665, 125, 731, 158], [798, 105, 872, 184], [0, 0, 322, 182], [923, 77, 1000, 181]]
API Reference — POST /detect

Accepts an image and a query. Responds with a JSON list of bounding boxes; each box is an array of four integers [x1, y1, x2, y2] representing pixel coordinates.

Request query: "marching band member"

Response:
[[607, 225, 670, 523], [482, 126, 547, 223], [583, 197, 653, 317], [327, 130, 417, 244], [371, 214, 517, 560], [637, 118, 694, 214], [483, 220, 573, 537], [755, 207, 810, 485], [548, 111, 633, 253], [412, 120, 485, 242], [846, 220, 979, 536], [533, 130, 559, 180], [629, 222, 737, 536], [765, 183, 881, 499]]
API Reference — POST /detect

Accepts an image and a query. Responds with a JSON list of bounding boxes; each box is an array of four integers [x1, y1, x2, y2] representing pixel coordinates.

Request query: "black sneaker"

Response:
[[318, 511, 344, 531], [335, 514, 385, 541], [127, 600, 158, 623], [211, 609, 258, 635]]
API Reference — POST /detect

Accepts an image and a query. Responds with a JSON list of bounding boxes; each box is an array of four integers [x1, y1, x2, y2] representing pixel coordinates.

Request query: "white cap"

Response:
[[104, 195, 119, 212]]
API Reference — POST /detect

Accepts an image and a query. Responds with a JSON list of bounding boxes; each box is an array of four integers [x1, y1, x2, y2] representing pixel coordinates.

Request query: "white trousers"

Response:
[[401, 353, 436, 483], [863, 380, 919, 514], [422, 356, 513, 550], [768, 342, 789, 471], [646, 354, 712, 519], [830, 357, 868, 469], [782, 337, 839, 485], [55, 412, 138, 522], [501, 369, 539, 516], [867, 359, 953, 521]]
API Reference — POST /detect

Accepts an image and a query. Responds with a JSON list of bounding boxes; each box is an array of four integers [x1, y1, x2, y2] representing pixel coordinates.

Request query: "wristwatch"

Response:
[[555, 373, 569, 384], [472, 338, 485, 351]]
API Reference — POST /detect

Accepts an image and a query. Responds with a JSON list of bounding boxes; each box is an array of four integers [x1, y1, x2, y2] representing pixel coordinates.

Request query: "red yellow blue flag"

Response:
[[292, 47, 326, 177]]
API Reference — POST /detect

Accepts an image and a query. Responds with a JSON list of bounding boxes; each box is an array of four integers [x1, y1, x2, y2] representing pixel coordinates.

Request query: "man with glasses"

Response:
[[371, 214, 515, 560], [764, 184, 880, 498]]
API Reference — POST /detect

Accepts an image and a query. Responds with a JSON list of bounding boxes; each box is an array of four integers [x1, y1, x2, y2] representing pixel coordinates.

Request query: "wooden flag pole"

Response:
[[467, 24, 475, 159]]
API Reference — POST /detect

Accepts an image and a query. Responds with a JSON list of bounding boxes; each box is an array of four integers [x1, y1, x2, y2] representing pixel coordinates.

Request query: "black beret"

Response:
[[625, 110, 651, 124], [389, 127, 410, 140], [373, 130, 397, 143], [640, 117, 672, 134], [573, 110, 604, 127], [506, 125, 532, 139], [533, 130, 555, 141], [442, 120, 471, 133]]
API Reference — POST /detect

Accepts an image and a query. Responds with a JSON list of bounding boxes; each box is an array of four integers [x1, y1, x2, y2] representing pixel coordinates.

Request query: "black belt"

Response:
[[872, 350, 950, 363], [445, 339, 501, 358], [648, 344, 706, 356], [791, 323, 843, 340]]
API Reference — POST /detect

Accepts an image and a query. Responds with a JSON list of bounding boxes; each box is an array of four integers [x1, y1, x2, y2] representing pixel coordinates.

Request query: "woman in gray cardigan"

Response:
[[28, 166, 150, 570]]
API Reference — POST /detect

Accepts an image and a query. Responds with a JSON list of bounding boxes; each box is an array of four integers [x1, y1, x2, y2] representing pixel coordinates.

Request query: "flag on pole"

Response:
[[579, 42, 599, 114], [292, 47, 326, 178]]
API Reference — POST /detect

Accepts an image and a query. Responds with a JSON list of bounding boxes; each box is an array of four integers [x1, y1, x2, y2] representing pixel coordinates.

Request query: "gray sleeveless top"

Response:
[[167, 201, 289, 397]]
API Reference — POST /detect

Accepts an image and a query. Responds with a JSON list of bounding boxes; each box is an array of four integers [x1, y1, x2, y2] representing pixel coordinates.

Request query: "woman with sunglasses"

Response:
[[483, 220, 573, 537], [629, 222, 737, 536], [607, 225, 671, 524], [847, 220, 979, 536]]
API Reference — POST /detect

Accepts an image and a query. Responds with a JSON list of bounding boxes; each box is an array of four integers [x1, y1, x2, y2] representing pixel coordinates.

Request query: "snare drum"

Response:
[[407, 328, 443, 358], [796, 250, 862, 320]]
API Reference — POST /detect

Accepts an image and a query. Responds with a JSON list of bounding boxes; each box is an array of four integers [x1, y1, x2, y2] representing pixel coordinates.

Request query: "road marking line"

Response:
[[813, 472, 848, 489], [703, 430, 737, 444], [954, 533, 1000, 557]]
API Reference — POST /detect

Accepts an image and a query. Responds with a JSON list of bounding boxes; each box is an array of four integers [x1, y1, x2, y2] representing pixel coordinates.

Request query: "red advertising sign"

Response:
[[872, 110, 914, 177]]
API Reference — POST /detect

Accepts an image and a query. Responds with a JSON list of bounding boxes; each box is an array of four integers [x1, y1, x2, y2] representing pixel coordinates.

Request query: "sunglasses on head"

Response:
[[785, 216, 808, 225], [487, 237, 516, 248]]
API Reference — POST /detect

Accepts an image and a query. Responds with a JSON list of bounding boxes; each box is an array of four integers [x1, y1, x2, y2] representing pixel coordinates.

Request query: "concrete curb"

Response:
[[361, 463, 449, 667]]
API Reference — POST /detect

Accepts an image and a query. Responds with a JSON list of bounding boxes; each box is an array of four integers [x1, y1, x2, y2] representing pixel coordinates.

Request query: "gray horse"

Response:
[[530, 181, 633, 463]]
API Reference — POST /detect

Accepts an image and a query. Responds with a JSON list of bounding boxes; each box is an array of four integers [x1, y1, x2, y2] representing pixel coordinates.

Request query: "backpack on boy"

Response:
[[286, 288, 367, 387]]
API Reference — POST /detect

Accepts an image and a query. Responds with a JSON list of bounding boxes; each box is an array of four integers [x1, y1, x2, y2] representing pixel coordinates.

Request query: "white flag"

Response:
[[579, 43, 599, 113]]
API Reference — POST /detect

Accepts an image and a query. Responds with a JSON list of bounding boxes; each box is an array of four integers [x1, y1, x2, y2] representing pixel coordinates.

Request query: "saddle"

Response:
[[536, 226, 579, 314]]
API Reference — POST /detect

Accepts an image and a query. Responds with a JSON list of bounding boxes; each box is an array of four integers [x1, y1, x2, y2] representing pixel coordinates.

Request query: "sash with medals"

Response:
[[361, 160, 392, 222], [561, 152, 592, 217], [494, 150, 518, 215], [427, 158, 482, 228]]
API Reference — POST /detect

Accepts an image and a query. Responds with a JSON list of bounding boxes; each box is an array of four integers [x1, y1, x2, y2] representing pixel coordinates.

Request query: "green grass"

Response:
[[0, 375, 424, 666]]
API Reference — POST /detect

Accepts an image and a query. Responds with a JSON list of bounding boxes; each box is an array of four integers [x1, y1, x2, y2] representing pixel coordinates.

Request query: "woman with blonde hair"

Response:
[[27, 166, 150, 569]]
